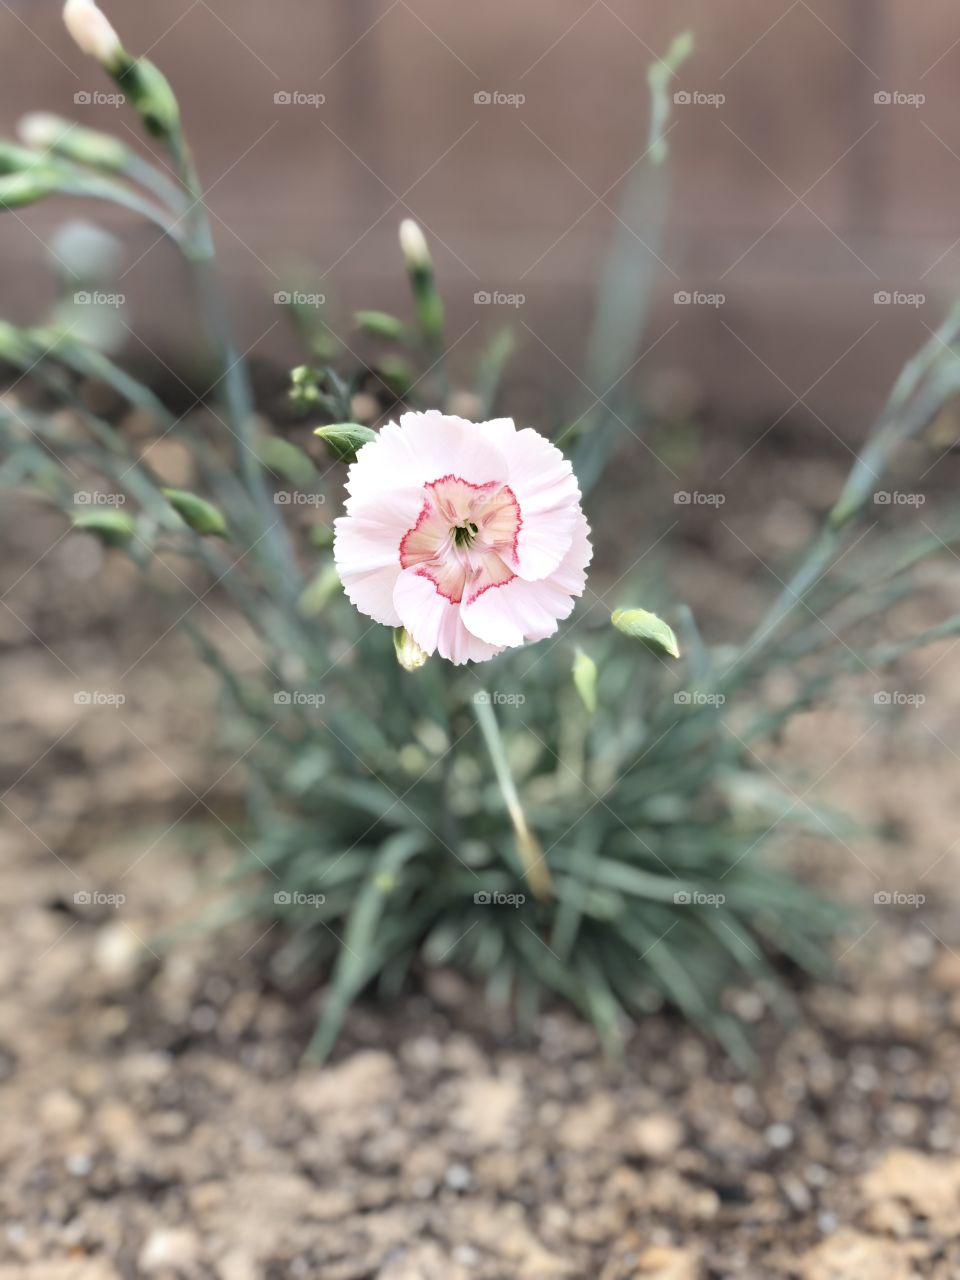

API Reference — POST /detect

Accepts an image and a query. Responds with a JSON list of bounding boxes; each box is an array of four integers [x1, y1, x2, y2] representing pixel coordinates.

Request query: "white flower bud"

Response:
[[398, 218, 430, 270], [63, 0, 122, 65], [393, 628, 429, 672], [17, 113, 65, 153]]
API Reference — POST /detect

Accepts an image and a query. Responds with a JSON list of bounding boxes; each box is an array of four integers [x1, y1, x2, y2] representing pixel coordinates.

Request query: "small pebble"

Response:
[[765, 1122, 794, 1150], [444, 1163, 473, 1191], [66, 1153, 93, 1177]]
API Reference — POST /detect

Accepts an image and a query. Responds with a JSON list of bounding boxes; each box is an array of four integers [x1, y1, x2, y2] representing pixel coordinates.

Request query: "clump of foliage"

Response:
[[2, 12, 959, 1062]]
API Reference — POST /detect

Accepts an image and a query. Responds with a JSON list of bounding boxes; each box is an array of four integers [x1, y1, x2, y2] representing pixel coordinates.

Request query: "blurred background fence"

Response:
[[2, 0, 959, 428]]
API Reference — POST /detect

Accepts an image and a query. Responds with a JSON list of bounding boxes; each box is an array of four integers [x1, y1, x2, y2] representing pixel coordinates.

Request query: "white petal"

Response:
[[345, 411, 508, 504], [393, 568, 505, 665], [461, 510, 592, 647], [548, 507, 593, 593], [333, 487, 424, 626], [479, 418, 582, 580]]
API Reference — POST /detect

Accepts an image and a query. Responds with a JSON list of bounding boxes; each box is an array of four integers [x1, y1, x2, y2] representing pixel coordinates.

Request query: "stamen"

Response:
[[453, 521, 478, 548]]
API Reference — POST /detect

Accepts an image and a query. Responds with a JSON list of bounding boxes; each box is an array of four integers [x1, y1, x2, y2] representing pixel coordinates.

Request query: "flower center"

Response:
[[399, 474, 521, 605], [453, 520, 479, 548]]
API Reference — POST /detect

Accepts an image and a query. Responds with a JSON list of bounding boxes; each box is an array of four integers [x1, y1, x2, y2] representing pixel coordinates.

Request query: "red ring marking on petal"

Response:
[[398, 474, 523, 605]]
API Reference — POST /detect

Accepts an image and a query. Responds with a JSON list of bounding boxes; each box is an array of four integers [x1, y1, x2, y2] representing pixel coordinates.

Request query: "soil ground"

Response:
[[3, 409, 960, 1279]]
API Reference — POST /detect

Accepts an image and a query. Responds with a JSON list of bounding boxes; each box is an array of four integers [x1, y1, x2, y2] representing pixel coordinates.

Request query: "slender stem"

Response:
[[732, 341, 960, 677], [61, 175, 181, 240], [166, 131, 301, 605], [474, 695, 553, 901], [124, 153, 189, 213]]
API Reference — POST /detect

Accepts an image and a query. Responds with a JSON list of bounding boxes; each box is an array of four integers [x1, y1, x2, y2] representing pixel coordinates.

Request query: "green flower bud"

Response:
[[313, 423, 377, 463], [289, 365, 324, 409], [355, 310, 407, 341], [572, 648, 598, 713], [611, 608, 680, 659], [114, 55, 181, 139], [162, 488, 229, 537], [0, 168, 65, 209], [73, 509, 136, 545]]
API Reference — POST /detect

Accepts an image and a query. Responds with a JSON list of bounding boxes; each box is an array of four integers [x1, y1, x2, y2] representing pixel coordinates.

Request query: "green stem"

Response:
[[474, 694, 553, 901], [167, 131, 301, 605]]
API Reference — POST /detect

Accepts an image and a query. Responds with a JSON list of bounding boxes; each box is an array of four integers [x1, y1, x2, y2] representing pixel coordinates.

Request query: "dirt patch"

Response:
[[3, 441, 960, 1278]]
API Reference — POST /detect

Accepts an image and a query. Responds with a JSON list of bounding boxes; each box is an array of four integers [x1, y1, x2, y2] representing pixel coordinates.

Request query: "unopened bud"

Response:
[[398, 219, 444, 349], [115, 57, 180, 139], [394, 628, 429, 672], [17, 113, 64, 152], [398, 218, 430, 270], [18, 113, 128, 173], [63, 0, 123, 67], [0, 168, 64, 210]]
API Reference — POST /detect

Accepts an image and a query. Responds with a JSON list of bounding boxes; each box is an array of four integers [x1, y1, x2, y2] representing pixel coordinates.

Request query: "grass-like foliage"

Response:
[[2, 13, 960, 1062]]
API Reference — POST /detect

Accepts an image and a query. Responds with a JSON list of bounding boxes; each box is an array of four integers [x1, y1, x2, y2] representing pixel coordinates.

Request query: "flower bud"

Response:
[[398, 220, 444, 350], [116, 57, 181, 139], [0, 168, 64, 210], [18, 113, 129, 173], [313, 423, 377, 463], [611, 608, 680, 658], [572, 648, 598, 713], [393, 628, 429, 672], [17, 113, 63, 152], [355, 310, 407, 341], [73, 509, 136, 545], [398, 218, 430, 270], [162, 488, 229, 537], [63, 0, 123, 67]]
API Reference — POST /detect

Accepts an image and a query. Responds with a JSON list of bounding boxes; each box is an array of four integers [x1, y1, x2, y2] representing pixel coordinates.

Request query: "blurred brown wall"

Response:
[[2, 0, 960, 431]]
